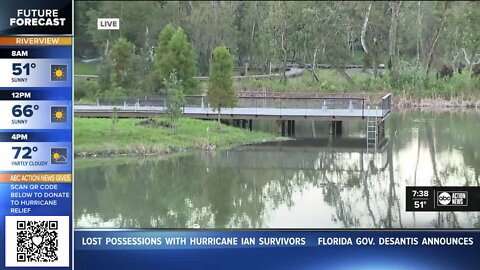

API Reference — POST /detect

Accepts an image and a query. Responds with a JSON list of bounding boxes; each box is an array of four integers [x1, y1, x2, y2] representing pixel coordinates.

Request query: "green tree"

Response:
[[164, 70, 186, 133], [110, 37, 135, 88], [156, 24, 176, 62], [207, 46, 237, 127], [96, 43, 129, 99], [154, 24, 176, 92], [95, 51, 115, 98], [156, 27, 198, 94]]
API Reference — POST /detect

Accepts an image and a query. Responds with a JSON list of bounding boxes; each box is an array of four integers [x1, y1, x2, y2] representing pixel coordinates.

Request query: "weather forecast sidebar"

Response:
[[0, 0, 73, 269]]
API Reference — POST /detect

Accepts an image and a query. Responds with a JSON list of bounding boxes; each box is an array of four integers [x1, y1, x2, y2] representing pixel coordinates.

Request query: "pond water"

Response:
[[74, 110, 480, 229]]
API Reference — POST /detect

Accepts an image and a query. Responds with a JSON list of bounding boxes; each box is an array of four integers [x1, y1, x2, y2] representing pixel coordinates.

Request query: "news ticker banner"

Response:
[[74, 230, 480, 269], [0, 0, 73, 269]]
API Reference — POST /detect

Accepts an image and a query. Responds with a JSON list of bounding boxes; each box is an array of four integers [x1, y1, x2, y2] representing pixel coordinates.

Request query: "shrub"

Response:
[[74, 79, 99, 101]]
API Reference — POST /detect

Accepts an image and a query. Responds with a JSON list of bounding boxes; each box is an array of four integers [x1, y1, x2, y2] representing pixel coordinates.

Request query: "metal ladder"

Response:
[[366, 106, 378, 152]]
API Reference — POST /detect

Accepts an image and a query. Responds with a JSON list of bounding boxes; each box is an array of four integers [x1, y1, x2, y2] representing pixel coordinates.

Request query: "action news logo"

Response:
[[437, 191, 468, 206]]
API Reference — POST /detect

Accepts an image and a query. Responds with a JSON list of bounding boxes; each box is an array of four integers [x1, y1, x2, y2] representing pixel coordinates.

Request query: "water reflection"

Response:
[[74, 110, 480, 229]]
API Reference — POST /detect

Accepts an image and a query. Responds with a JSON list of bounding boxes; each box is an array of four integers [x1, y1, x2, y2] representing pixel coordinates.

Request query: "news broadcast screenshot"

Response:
[[0, 0, 479, 269]]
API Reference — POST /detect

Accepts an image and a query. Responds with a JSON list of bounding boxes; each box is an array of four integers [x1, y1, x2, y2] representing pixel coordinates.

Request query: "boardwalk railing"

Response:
[[86, 95, 377, 119], [75, 93, 394, 120], [94, 96, 368, 109], [381, 93, 392, 117]]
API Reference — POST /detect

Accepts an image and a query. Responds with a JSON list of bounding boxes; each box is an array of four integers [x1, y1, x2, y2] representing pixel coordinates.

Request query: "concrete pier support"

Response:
[[281, 121, 286, 136], [277, 120, 286, 136], [229, 119, 252, 131], [330, 121, 343, 137], [287, 120, 296, 136], [220, 119, 230, 125], [277, 120, 296, 137]]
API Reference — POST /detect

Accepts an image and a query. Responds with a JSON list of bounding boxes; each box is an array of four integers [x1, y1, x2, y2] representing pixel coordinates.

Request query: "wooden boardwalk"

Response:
[[74, 94, 392, 121]]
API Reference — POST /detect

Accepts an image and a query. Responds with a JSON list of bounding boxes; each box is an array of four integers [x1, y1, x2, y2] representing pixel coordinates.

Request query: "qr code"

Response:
[[17, 220, 59, 262], [5, 216, 69, 267]]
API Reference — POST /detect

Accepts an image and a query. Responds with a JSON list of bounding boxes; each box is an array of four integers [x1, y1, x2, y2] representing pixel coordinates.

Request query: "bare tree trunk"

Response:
[[104, 39, 110, 55], [425, 2, 449, 87], [303, 33, 307, 64], [312, 47, 319, 82], [350, 32, 353, 56], [388, 1, 402, 82], [251, 19, 256, 44], [326, 54, 354, 84], [462, 48, 471, 66], [471, 46, 479, 65], [336, 67, 354, 85], [250, 14, 256, 69], [177, 0, 181, 25], [361, 3, 372, 55], [452, 26, 459, 67], [416, 1, 422, 68], [372, 51, 378, 79], [361, 3, 374, 78], [120, 2, 124, 37], [281, 24, 287, 83], [463, 45, 478, 68]]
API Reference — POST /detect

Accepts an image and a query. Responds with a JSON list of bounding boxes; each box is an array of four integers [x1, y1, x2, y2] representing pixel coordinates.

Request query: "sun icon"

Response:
[[52, 151, 61, 160], [53, 110, 64, 121], [52, 66, 65, 80], [51, 106, 67, 123]]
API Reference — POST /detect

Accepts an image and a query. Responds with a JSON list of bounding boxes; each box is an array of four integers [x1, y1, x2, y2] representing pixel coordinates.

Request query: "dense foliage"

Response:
[[75, 1, 480, 101], [207, 46, 237, 125]]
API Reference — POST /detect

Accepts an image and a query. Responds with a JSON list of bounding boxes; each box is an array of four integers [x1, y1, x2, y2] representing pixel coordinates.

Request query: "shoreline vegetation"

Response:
[[74, 117, 285, 158], [76, 65, 480, 109], [394, 96, 480, 109], [234, 68, 480, 109]]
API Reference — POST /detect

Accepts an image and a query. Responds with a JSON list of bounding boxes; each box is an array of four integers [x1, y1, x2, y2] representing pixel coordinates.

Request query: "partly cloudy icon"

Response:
[[51, 148, 68, 165]]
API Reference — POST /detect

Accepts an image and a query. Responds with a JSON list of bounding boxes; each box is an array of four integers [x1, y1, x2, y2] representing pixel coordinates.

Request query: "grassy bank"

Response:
[[74, 61, 98, 75], [74, 117, 282, 157]]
